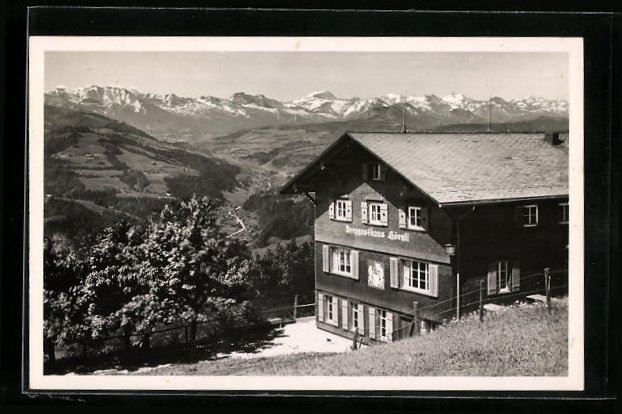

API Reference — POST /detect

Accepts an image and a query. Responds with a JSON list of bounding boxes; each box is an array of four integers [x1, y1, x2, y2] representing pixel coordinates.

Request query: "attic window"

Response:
[[371, 163, 386, 181]]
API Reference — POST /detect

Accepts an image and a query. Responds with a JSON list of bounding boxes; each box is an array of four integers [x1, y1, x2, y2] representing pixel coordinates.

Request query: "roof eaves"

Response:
[[279, 132, 350, 194], [437, 193, 569, 207]]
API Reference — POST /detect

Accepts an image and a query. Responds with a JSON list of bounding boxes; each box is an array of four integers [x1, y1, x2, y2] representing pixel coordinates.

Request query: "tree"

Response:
[[81, 221, 151, 351], [248, 240, 315, 307], [283, 240, 315, 303], [43, 235, 89, 362], [141, 195, 254, 342]]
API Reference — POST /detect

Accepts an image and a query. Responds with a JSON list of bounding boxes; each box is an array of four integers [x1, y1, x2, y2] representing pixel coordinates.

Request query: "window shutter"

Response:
[[429, 264, 439, 297], [345, 200, 352, 221], [357, 307, 365, 335], [317, 292, 324, 321], [379, 164, 387, 181], [487, 263, 498, 295], [368, 307, 376, 339], [322, 245, 330, 272], [386, 312, 394, 341], [511, 261, 521, 292], [380, 203, 388, 226], [341, 299, 349, 330], [362, 163, 369, 181], [351, 250, 359, 279], [360, 201, 368, 224], [337, 298, 342, 327], [328, 202, 335, 220], [514, 205, 524, 228], [420, 206, 430, 231], [389, 257, 399, 288], [398, 208, 406, 229]]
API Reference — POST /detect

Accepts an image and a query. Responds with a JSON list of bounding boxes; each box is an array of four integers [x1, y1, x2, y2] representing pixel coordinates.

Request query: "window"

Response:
[[332, 247, 352, 276], [371, 163, 384, 180], [559, 202, 569, 224], [487, 260, 519, 295], [379, 310, 388, 340], [368, 202, 384, 225], [335, 199, 350, 221], [325, 294, 336, 324], [323, 245, 359, 279], [351, 303, 359, 332], [407, 206, 423, 230], [404, 260, 430, 293], [523, 204, 538, 227], [496, 260, 510, 293]]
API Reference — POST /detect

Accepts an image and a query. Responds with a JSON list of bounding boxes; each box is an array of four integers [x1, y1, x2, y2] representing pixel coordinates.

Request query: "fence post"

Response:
[[456, 273, 461, 320], [479, 278, 484, 322], [184, 325, 189, 344], [44, 338, 56, 364], [352, 330, 359, 350], [293, 294, 298, 320], [409, 301, 420, 337], [544, 267, 551, 313]]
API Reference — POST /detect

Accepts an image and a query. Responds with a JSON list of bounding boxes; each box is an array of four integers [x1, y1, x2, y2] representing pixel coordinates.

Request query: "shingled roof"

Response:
[[281, 132, 568, 205]]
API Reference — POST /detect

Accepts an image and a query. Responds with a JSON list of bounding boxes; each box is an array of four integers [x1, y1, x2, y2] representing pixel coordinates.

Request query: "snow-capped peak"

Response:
[[442, 92, 469, 107], [306, 91, 337, 100], [44, 85, 569, 138]]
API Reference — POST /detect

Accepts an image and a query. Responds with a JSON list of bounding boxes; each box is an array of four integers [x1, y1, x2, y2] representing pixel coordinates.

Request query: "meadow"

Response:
[[143, 297, 568, 376]]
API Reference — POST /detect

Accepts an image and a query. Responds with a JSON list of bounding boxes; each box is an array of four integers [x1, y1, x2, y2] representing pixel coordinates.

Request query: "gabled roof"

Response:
[[281, 132, 568, 205]]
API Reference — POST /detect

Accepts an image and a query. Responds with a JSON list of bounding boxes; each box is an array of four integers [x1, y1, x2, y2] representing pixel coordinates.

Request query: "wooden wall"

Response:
[[312, 144, 456, 322]]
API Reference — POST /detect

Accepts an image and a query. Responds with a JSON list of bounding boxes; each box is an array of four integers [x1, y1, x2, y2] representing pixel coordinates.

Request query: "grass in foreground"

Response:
[[142, 298, 567, 376]]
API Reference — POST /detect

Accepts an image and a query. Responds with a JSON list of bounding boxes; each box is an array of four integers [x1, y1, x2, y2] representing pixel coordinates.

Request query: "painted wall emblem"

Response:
[[367, 260, 385, 290]]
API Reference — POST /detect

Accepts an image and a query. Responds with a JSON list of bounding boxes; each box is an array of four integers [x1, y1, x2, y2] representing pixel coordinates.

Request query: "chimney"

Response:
[[545, 132, 563, 145]]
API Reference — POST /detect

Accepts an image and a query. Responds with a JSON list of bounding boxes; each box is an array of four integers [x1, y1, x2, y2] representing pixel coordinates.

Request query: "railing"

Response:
[[389, 267, 568, 340], [47, 295, 316, 367]]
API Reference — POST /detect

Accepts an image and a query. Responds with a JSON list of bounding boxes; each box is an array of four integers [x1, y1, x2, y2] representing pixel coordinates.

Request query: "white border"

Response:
[[28, 36, 584, 391]]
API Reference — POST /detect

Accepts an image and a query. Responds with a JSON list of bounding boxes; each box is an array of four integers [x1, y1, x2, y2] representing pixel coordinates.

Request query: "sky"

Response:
[[45, 51, 569, 101]]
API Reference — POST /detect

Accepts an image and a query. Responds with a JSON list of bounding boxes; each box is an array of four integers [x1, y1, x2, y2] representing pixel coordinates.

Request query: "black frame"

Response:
[[2, 2, 618, 411]]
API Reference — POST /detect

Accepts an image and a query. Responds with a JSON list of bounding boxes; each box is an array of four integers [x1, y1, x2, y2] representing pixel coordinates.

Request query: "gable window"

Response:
[[371, 163, 383, 180], [403, 260, 429, 293], [407, 206, 423, 230], [523, 204, 538, 227], [559, 202, 569, 224], [329, 199, 352, 222], [368, 202, 385, 226], [334, 199, 351, 222]]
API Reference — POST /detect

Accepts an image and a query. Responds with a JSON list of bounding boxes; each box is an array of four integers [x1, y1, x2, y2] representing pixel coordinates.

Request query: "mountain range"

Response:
[[46, 86, 569, 141]]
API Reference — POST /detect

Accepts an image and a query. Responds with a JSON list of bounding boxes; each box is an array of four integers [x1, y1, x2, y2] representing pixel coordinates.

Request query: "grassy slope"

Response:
[[44, 106, 245, 242], [144, 298, 567, 376]]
